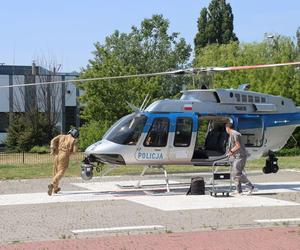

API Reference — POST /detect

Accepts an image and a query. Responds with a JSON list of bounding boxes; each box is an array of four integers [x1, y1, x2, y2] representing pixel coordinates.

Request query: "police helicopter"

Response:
[[1, 61, 299, 190], [79, 61, 300, 188]]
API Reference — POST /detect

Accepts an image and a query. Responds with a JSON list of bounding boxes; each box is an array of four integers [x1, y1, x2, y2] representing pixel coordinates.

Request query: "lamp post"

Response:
[[266, 33, 275, 59]]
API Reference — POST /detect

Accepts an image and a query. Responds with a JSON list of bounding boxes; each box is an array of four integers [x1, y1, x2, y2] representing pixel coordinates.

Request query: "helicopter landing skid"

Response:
[[135, 165, 170, 193]]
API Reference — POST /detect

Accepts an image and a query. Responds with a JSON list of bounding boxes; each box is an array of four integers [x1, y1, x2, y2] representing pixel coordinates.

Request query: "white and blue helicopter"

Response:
[[2, 61, 299, 187], [81, 61, 300, 185]]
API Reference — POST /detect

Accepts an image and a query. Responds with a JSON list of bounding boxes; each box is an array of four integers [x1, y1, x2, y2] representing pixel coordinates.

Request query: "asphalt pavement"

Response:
[[0, 170, 299, 249]]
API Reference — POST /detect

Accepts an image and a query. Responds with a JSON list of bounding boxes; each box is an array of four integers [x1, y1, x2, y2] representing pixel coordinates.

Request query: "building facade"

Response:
[[0, 63, 80, 146]]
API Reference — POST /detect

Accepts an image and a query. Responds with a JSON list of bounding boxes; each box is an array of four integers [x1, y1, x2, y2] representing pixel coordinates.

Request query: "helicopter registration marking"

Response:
[[137, 152, 163, 160]]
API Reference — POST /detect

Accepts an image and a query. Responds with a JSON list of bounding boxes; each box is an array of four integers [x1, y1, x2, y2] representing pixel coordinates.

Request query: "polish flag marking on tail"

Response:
[[184, 104, 193, 111]]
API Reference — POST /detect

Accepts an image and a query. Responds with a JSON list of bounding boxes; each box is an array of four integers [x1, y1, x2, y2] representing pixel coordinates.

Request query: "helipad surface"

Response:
[[0, 180, 299, 210], [0, 172, 300, 247]]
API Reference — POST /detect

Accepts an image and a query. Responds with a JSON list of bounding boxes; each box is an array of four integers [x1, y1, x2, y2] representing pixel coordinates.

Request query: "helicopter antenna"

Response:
[[140, 94, 150, 111], [126, 101, 140, 113]]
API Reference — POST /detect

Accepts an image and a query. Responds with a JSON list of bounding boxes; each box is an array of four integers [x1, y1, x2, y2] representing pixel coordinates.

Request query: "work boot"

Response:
[[231, 191, 242, 197], [53, 187, 61, 194], [246, 186, 255, 196], [47, 184, 54, 196]]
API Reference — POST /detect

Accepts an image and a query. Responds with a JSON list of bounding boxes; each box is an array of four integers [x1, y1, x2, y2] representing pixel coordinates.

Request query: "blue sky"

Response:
[[1, 0, 299, 72]]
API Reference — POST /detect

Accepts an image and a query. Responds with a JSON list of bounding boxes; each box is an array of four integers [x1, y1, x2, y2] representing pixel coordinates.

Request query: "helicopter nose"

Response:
[[84, 139, 126, 165], [85, 140, 103, 154]]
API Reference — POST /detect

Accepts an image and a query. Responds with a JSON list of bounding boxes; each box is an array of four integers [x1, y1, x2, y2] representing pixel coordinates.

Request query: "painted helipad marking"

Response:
[[73, 180, 180, 192], [126, 195, 299, 211], [0, 181, 299, 209], [255, 218, 300, 223], [0, 191, 114, 206], [252, 182, 300, 194], [71, 225, 165, 234]]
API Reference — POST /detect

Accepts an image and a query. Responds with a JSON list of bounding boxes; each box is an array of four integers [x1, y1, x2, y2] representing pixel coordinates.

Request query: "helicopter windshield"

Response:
[[104, 113, 147, 145]]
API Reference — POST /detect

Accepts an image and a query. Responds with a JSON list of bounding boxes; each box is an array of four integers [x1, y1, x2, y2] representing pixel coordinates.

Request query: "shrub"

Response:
[[277, 147, 300, 156], [79, 120, 110, 151], [6, 114, 58, 152], [29, 146, 50, 154]]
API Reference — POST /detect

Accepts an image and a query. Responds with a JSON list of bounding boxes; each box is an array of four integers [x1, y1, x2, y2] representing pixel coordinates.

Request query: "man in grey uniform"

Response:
[[226, 123, 254, 195]]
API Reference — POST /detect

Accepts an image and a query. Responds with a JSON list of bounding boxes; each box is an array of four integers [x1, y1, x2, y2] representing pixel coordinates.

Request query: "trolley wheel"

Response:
[[273, 165, 279, 173], [210, 192, 213, 196], [226, 192, 229, 197], [214, 193, 217, 197]]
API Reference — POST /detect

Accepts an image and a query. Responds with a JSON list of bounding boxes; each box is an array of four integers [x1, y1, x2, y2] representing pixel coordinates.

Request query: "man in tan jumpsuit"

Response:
[[48, 128, 79, 196]]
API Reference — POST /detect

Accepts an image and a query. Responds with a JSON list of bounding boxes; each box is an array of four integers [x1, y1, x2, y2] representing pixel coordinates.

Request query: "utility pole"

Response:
[[61, 74, 66, 134], [9, 74, 13, 126]]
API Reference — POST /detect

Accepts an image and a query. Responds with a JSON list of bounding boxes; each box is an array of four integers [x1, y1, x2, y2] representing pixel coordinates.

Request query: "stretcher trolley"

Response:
[[209, 158, 232, 197]]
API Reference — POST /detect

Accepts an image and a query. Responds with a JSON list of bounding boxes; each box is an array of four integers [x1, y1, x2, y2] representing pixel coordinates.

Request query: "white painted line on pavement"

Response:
[[71, 225, 165, 234], [126, 195, 300, 211], [72, 180, 180, 192], [0, 191, 115, 206], [255, 218, 300, 223]]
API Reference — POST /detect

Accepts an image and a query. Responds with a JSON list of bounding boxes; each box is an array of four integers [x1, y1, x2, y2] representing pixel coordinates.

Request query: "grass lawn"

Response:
[[0, 156, 299, 180]]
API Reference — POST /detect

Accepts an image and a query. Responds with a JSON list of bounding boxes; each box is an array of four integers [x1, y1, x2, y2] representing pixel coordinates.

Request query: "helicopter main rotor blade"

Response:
[[195, 61, 300, 72], [0, 71, 176, 89], [0, 61, 300, 89]]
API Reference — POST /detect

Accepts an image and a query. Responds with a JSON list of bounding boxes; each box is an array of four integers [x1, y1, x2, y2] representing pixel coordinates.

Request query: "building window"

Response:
[[65, 106, 77, 132], [0, 113, 9, 133]]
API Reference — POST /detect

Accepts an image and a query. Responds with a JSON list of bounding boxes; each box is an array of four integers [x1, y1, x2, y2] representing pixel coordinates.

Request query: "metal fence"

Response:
[[0, 152, 84, 165]]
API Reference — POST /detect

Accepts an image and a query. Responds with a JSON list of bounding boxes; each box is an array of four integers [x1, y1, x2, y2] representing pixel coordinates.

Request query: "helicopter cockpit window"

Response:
[[174, 117, 193, 147], [144, 118, 169, 147], [104, 114, 147, 145]]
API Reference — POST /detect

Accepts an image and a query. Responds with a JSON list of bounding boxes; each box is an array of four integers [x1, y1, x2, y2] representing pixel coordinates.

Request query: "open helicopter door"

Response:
[[192, 115, 231, 163]]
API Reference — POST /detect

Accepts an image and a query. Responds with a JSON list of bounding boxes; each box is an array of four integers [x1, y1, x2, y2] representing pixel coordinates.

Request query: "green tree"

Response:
[[5, 60, 62, 152], [194, 8, 208, 49], [6, 112, 57, 152], [79, 15, 191, 147], [194, 36, 299, 101], [194, 36, 300, 148], [79, 120, 110, 150], [194, 0, 238, 52]]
